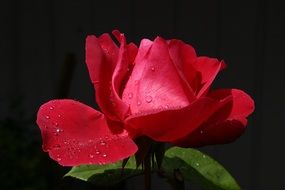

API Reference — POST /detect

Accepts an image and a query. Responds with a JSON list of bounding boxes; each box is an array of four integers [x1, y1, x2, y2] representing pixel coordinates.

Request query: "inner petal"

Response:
[[122, 37, 190, 115]]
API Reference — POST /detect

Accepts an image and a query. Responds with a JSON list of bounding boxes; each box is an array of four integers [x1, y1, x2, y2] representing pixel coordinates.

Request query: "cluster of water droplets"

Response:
[[45, 105, 112, 164], [44, 106, 64, 137], [86, 137, 110, 164]]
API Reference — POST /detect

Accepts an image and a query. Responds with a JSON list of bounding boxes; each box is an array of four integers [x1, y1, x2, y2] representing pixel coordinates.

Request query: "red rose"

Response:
[[36, 30, 254, 166]]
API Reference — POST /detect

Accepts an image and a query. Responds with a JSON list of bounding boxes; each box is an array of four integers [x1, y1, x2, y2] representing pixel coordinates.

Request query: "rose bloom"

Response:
[[37, 30, 254, 166]]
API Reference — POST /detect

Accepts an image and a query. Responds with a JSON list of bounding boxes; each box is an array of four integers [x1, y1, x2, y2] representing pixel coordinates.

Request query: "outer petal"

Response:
[[86, 33, 133, 121], [111, 31, 137, 102], [168, 40, 225, 97], [122, 37, 192, 115], [174, 89, 254, 147], [194, 57, 224, 97], [168, 40, 199, 94], [125, 96, 231, 142], [36, 100, 137, 166]]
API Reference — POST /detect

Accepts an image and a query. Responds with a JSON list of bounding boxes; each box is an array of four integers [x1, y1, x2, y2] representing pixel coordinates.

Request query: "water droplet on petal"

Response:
[[196, 163, 200, 166], [203, 155, 206, 158], [137, 101, 142, 106], [100, 140, 106, 146], [89, 154, 94, 158], [102, 153, 107, 157], [151, 66, 155, 71], [54, 128, 63, 136], [145, 96, 152, 103], [57, 157, 62, 161], [58, 114, 61, 118], [128, 93, 133, 99], [49, 106, 54, 110], [165, 105, 169, 109], [45, 115, 50, 119], [53, 144, 61, 148], [200, 130, 204, 134], [54, 122, 59, 127], [95, 150, 100, 155]]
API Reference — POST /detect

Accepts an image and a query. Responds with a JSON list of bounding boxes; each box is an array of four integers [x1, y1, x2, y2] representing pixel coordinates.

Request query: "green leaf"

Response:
[[162, 147, 241, 190], [65, 157, 143, 186]]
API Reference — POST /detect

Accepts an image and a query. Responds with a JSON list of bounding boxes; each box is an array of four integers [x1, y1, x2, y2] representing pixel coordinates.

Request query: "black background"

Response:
[[0, 0, 284, 189]]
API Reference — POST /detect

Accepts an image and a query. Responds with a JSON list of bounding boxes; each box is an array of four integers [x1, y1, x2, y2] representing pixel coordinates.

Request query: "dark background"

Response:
[[0, 0, 284, 189]]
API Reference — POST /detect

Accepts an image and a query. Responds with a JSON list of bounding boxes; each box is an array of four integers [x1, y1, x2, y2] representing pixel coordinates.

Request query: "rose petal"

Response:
[[86, 33, 131, 121], [208, 89, 255, 119], [122, 37, 191, 115], [127, 42, 138, 65], [193, 57, 224, 97], [168, 40, 224, 97], [168, 40, 200, 94], [36, 99, 137, 166], [174, 89, 255, 147], [125, 96, 231, 142]]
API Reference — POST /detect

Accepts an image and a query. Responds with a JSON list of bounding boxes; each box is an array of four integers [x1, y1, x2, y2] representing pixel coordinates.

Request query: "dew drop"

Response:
[[89, 154, 94, 158], [165, 105, 169, 109], [128, 93, 133, 99], [45, 115, 50, 119], [54, 122, 59, 127], [151, 66, 155, 71], [203, 155, 206, 158], [145, 96, 153, 103], [137, 100, 142, 106], [100, 140, 106, 146], [196, 163, 200, 167], [57, 157, 62, 161], [95, 150, 100, 155], [58, 114, 61, 118], [54, 128, 63, 136], [102, 153, 107, 157], [200, 130, 204, 134], [53, 144, 61, 148], [49, 106, 54, 110]]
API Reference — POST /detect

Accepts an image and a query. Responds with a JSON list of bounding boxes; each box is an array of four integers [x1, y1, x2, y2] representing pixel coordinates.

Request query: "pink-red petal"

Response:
[[125, 96, 231, 142], [194, 57, 224, 97], [168, 40, 199, 95], [122, 37, 191, 115], [86, 33, 131, 122], [174, 89, 254, 147], [36, 100, 137, 166], [168, 39, 225, 97]]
